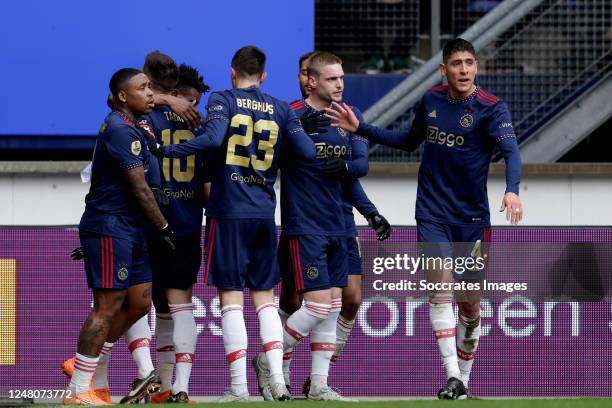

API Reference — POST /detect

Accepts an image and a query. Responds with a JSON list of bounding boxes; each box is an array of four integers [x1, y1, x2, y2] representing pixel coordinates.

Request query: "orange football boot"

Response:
[[63, 357, 76, 378], [93, 388, 111, 404], [63, 387, 110, 405], [63, 357, 112, 402], [150, 389, 171, 404]]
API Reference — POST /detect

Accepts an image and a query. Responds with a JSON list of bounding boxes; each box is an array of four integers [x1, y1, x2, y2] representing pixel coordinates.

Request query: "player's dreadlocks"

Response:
[[177, 64, 210, 95]]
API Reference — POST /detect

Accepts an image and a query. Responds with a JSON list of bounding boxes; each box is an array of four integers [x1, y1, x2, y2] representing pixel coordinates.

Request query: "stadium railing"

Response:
[[365, 0, 612, 163]]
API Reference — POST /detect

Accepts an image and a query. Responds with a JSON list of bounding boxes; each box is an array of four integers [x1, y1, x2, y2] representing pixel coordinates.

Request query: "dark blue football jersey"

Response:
[[142, 105, 205, 235], [357, 85, 521, 226], [163, 86, 315, 219], [79, 111, 150, 241], [281, 100, 367, 236]]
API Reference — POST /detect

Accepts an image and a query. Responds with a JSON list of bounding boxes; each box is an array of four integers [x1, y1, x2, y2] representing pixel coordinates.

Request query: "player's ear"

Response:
[[307, 74, 317, 89], [259, 71, 267, 85], [117, 89, 128, 104], [230, 68, 238, 88], [439, 63, 447, 77]]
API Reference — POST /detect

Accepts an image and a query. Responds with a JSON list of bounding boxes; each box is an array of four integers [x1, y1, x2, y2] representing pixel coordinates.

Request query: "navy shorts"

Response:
[[148, 233, 202, 313], [80, 231, 152, 290], [204, 218, 279, 291], [346, 236, 362, 275], [279, 233, 348, 293], [416, 220, 491, 281]]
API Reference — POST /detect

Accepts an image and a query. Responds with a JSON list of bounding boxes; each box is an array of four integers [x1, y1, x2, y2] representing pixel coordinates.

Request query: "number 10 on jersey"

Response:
[[161, 129, 195, 182]]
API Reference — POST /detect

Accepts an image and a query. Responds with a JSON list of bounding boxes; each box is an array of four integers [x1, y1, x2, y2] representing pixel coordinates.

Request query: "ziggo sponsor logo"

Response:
[[427, 125, 464, 147]]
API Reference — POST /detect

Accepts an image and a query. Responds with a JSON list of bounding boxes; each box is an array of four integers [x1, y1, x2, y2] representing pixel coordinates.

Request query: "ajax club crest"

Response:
[[306, 265, 319, 280], [117, 265, 129, 281], [460, 113, 474, 128]]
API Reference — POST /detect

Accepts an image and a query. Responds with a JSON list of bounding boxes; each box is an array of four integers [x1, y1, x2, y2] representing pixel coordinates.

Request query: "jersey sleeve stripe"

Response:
[[478, 89, 499, 102], [431, 85, 448, 93], [289, 100, 305, 111], [476, 90, 499, 104], [476, 95, 495, 105]]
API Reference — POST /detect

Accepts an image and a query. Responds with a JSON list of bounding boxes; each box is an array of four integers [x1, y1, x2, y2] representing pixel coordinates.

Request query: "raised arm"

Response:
[[285, 108, 316, 161], [153, 93, 202, 129], [326, 101, 426, 152], [158, 92, 230, 158], [346, 107, 369, 178]]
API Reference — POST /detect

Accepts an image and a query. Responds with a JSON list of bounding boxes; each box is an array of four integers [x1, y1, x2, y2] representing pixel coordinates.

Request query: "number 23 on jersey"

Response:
[[226, 114, 279, 171]]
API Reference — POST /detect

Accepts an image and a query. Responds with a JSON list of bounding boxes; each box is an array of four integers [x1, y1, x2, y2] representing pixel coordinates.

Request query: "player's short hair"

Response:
[[306, 51, 342, 77], [177, 64, 210, 95], [299, 51, 317, 70], [109, 68, 142, 96], [143, 50, 179, 92], [231, 45, 266, 77], [442, 38, 477, 63]]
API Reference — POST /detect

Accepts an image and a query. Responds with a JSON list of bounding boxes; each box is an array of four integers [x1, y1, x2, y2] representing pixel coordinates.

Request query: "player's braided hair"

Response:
[[177, 64, 210, 95], [143, 50, 179, 92]]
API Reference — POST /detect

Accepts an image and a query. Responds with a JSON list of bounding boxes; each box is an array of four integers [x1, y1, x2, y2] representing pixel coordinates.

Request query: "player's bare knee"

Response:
[[340, 304, 359, 321], [83, 313, 112, 335], [280, 299, 300, 315], [280, 283, 301, 312], [303, 289, 332, 305], [250, 288, 275, 309], [341, 292, 361, 320], [125, 295, 151, 321]]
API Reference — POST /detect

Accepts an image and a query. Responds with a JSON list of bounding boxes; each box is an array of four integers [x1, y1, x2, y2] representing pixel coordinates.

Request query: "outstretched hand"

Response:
[[324, 102, 360, 133], [500, 192, 523, 225], [158, 94, 202, 130]]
